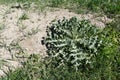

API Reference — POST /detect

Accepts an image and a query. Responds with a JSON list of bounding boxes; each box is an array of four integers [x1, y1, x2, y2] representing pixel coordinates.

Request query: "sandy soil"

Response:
[[0, 4, 112, 77]]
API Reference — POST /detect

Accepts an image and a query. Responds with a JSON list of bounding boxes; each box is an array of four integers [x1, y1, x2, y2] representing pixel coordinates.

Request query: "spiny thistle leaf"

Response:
[[43, 17, 112, 70]]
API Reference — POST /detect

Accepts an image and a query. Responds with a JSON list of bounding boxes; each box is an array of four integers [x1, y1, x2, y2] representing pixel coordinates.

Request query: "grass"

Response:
[[19, 13, 29, 20], [0, 0, 120, 80], [1, 18, 120, 80], [0, 0, 119, 17], [0, 24, 5, 31], [1, 43, 120, 80]]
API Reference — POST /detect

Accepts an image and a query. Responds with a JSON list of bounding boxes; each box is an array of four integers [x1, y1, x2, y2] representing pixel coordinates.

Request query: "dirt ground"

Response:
[[0, 4, 112, 76]]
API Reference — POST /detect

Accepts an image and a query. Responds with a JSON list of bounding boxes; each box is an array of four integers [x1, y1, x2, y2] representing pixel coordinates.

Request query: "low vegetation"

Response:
[[0, 0, 120, 80], [0, 0, 120, 16], [1, 17, 120, 80]]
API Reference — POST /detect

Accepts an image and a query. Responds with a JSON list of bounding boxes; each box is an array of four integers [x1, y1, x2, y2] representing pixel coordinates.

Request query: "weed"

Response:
[[19, 13, 29, 20], [42, 17, 120, 79], [0, 0, 119, 80], [0, 24, 5, 31]]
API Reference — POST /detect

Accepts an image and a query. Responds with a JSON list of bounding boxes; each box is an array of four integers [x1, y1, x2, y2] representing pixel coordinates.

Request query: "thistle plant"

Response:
[[43, 17, 104, 70]]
